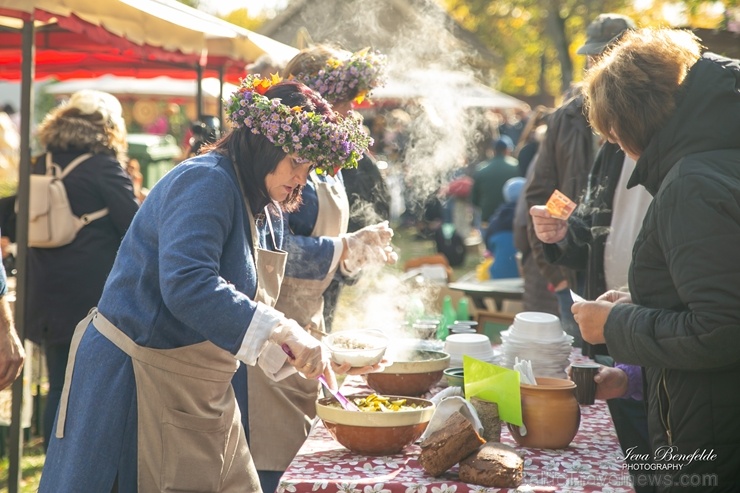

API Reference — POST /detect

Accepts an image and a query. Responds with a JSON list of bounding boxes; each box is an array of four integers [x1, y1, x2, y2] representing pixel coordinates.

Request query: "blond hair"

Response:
[[584, 28, 702, 156], [37, 91, 128, 163]]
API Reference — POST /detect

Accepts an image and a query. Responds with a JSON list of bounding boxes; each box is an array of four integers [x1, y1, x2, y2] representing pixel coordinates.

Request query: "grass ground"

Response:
[[0, 435, 45, 492], [0, 223, 485, 489]]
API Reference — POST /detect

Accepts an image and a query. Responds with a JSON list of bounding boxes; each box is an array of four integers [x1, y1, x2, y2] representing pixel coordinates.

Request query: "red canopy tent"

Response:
[[0, 2, 297, 490]]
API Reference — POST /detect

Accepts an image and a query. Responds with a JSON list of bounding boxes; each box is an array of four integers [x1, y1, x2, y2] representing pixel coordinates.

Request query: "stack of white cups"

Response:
[[499, 312, 573, 379]]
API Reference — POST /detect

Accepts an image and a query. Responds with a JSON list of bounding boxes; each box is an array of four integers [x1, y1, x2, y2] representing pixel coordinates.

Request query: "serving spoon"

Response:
[[282, 344, 360, 412]]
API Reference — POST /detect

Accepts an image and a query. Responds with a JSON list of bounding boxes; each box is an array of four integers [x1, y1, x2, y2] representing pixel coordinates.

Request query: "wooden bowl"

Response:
[[316, 394, 435, 455], [365, 350, 450, 396]]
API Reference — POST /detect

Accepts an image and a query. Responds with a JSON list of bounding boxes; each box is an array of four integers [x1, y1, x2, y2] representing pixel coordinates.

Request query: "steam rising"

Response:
[[288, 0, 496, 337]]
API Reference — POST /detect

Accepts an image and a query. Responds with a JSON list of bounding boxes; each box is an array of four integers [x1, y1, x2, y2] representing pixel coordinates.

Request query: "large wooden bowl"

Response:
[[365, 349, 450, 396], [316, 394, 435, 455]]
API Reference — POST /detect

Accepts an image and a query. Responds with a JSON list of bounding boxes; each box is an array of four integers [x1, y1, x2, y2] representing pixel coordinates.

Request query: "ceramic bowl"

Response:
[[510, 312, 563, 341], [324, 329, 389, 367], [365, 349, 450, 396], [443, 367, 464, 387], [444, 333, 494, 365], [316, 394, 435, 455], [411, 318, 440, 340]]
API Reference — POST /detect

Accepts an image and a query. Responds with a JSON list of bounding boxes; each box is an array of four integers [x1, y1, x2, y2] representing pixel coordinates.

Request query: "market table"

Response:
[[278, 366, 636, 493], [448, 277, 524, 311]]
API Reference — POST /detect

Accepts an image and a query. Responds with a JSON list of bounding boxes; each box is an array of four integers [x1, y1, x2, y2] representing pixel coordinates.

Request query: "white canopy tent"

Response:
[[372, 69, 529, 110], [44, 75, 238, 99]]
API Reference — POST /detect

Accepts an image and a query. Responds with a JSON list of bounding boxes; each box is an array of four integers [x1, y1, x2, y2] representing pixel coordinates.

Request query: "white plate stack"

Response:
[[444, 333, 496, 367], [500, 312, 573, 379]]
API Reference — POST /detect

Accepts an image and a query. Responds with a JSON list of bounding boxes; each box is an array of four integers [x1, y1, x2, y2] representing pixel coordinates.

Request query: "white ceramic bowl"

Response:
[[324, 329, 389, 367], [444, 333, 494, 364], [511, 312, 563, 341]]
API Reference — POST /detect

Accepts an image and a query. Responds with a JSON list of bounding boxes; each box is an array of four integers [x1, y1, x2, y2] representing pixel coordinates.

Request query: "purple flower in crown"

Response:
[[224, 74, 371, 175]]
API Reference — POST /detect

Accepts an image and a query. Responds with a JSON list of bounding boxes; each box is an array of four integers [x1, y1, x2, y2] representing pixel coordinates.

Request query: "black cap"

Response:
[[577, 13, 636, 55]]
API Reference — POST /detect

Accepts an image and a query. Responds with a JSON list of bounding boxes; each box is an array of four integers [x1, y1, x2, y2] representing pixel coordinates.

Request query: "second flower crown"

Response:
[[224, 74, 372, 175]]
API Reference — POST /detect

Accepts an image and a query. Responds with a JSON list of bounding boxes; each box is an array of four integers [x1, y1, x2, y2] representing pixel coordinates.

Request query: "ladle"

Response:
[[282, 344, 360, 411]]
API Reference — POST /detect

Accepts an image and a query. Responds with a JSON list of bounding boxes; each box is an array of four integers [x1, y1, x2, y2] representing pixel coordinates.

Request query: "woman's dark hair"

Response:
[[205, 80, 337, 214]]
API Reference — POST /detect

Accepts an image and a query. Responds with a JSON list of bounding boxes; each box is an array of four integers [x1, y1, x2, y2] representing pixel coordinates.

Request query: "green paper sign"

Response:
[[463, 355, 523, 426]]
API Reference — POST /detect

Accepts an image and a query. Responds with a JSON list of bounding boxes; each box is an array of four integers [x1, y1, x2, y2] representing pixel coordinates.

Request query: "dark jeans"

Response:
[[43, 341, 71, 450], [607, 398, 655, 493], [257, 470, 283, 493]]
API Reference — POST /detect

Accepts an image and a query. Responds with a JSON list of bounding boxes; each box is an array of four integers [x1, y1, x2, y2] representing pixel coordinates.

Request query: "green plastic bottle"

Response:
[[439, 295, 456, 341], [457, 297, 470, 322]]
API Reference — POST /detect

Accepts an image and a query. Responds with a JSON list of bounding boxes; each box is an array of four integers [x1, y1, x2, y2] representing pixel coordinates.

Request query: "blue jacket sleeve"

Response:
[[156, 164, 261, 347]]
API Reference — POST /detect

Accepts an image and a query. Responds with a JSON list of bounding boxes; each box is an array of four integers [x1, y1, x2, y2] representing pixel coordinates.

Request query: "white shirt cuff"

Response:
[[329, 237, 344, 272], [235, 301, 283, 366]]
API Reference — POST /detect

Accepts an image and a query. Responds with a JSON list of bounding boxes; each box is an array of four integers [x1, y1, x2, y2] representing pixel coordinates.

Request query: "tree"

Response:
[[221, 8, 268, 32], [177, 0, 200, 9], [443, 0, 734, 101]]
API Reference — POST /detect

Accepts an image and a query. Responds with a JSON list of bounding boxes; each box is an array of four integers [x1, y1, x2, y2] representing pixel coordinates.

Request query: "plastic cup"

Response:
[[570, 362, 600, 405]]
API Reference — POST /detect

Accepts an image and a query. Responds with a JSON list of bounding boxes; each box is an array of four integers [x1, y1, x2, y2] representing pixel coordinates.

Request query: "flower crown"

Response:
[[224, 74, 372, 175], [295, 48, 387, 105]]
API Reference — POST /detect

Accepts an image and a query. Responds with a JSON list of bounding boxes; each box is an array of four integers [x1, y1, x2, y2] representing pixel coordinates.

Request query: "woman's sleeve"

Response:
[[282, 227, 342, 280], [155, 165, 280, 361], [605, 171, 740, 370]]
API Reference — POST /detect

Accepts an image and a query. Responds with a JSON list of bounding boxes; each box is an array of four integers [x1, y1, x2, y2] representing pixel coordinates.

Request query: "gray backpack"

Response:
[[28, 153, 109, 248]]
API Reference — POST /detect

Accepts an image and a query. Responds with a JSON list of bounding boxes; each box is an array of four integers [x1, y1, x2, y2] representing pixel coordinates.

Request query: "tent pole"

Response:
[[218, 66, 225, 126], [196, 63, 203, 121], [8, 14, 35, 493]]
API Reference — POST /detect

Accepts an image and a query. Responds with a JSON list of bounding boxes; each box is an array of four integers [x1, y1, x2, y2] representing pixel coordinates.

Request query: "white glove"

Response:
[[341, 221, 397, 272], [269, 318, 329, 379]]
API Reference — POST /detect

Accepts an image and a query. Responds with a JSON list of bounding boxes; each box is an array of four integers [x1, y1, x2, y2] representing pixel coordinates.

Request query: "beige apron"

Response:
[[248, 171, 349, 471], [56, 204, 286, 493]]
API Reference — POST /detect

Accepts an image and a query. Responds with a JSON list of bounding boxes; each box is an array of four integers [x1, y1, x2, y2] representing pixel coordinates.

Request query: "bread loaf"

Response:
[[459, 442, 523, 488], [419, 411, 485, 477]]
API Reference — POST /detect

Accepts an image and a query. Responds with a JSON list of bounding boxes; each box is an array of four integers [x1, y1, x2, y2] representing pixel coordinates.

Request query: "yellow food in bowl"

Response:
[[326, 393, 424, 412]]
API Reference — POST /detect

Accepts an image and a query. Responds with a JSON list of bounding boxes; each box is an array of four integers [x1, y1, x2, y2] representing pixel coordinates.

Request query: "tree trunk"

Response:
[[545, 0, 573, 95]]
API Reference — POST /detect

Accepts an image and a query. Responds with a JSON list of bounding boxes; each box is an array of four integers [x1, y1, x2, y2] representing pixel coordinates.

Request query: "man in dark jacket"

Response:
[[533, 141, 655, 492], [524, 13, 636, 349]]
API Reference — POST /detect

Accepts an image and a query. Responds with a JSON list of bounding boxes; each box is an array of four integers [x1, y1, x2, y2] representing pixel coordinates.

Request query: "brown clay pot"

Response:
[[508, 377, 580, 449], [365, 350, 450, 397]]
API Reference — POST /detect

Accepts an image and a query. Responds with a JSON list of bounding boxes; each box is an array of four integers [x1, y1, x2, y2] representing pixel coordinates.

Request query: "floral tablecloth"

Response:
[[278, 346, 637, 493]]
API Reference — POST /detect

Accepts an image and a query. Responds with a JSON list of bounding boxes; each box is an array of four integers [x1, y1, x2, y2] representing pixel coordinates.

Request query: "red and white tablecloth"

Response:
[[278, 351, 636, 493]]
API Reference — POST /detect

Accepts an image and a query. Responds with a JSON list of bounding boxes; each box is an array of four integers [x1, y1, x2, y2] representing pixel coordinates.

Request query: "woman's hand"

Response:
[[597, 290, 632, 305], [571, 300, 614, 345], [269, 319, 330, 380], [529, 205, 568, 244], [594, 366, 629, 400], [331, 358, 390, 376], [341, 221, 397, 271]]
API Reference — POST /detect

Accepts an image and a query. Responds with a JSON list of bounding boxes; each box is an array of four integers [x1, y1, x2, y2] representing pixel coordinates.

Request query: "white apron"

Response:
[[56, 203, 286, 492], [248, 172, 349, 471]]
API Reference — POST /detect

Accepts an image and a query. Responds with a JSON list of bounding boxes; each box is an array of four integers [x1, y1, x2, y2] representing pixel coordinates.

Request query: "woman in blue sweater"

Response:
[[39, 77, 372, 493], [244, 46, 395, 492]]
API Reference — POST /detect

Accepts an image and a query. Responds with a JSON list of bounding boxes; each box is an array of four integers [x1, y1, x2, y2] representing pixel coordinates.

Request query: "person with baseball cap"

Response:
[[528, 13, 655, 492], [577, 13, 637, 56]]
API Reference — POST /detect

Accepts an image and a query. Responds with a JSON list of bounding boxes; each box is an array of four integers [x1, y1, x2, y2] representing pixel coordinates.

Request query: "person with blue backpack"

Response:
[[484, 177, 525, 279]]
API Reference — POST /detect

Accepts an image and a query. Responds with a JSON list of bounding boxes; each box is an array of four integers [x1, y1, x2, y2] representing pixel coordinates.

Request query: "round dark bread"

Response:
[[458, 442, 523, 488]]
